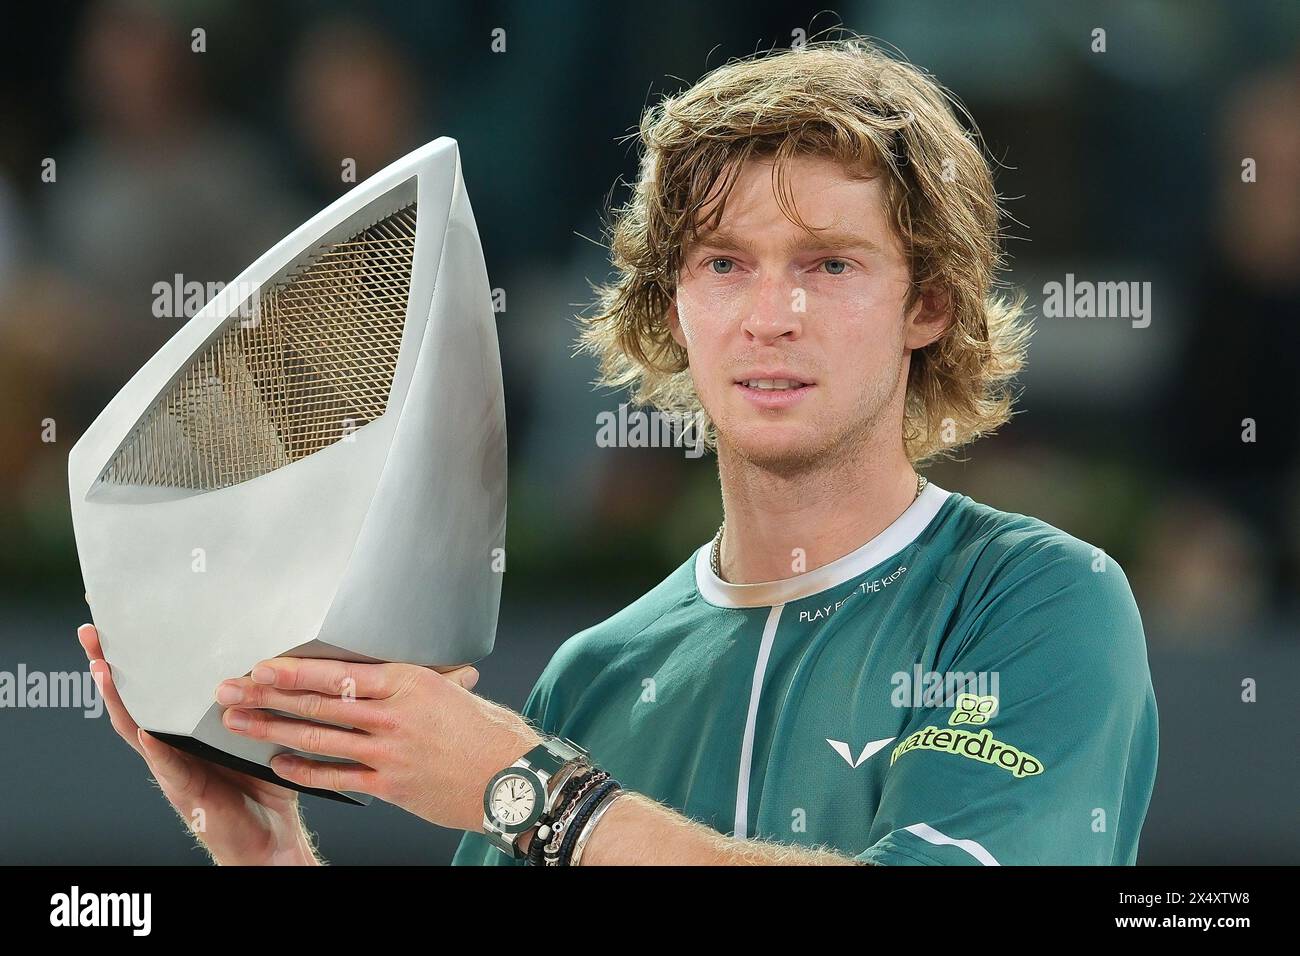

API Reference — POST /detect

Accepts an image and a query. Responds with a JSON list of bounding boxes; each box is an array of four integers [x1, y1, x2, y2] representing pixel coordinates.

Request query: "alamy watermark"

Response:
[[596, 403, 705, 459], [891, 664, 1000, 709], [50, 886, 151, 935], [0, 665, 102, 717], [152, 274, 264, 323], [1042, 273, 1151, 328]]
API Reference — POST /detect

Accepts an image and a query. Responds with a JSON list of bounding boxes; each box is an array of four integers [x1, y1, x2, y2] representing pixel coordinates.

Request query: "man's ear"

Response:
[[905, 284, 953, 351]]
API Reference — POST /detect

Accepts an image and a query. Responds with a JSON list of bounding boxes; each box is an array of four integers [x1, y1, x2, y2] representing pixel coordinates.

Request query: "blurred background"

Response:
[[0, 0, 1295, 864]]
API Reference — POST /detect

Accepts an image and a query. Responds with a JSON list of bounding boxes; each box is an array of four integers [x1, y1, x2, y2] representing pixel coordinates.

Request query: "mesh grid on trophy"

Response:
[[100, 205, 418, 491]]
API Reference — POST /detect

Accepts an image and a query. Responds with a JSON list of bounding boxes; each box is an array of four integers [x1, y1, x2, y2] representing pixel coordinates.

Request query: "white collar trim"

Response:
[[693, 483, 952, 609]]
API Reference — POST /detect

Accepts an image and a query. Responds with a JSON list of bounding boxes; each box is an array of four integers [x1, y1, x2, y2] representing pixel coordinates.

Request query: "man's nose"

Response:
[[740, 273, 803, 344]]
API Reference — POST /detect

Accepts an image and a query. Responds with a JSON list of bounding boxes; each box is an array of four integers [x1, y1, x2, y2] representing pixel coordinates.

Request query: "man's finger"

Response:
[[80, 627, 144, 757], [88, 658, 143, 757], [222, 707, 374, 763], [215, 680, 386, 730], [78, 623, 102, 660], [269, 753, 380, 796], [138, 729, 196, 796], [248, 657, 405, 699], [437, 666, 480, 691]]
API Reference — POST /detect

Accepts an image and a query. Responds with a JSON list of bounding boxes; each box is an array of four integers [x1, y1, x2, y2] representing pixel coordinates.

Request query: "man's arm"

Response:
[[519, 790, 861, 866]]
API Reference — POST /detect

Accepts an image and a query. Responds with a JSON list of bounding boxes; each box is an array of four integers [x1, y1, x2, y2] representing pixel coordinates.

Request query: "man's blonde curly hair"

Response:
[[577, 36, 1030, 465]]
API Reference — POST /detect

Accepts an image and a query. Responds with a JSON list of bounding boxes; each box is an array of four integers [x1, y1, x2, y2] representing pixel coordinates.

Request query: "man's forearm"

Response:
[[577, 791, 862, 865]]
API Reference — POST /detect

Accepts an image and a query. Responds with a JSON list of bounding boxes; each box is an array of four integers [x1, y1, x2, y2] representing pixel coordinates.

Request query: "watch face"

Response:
[[489, 773, 538, 827]]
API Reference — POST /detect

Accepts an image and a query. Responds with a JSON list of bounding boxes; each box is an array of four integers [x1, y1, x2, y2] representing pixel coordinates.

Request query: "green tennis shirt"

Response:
[[452, 484, 1159, 866]]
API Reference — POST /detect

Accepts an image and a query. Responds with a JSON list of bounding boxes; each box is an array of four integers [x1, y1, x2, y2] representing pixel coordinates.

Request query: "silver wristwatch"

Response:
[[481, 735, 590, 859]]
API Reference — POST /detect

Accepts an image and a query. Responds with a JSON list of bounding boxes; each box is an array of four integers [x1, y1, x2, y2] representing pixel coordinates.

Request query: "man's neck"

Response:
[[714, 439, 919, 586]]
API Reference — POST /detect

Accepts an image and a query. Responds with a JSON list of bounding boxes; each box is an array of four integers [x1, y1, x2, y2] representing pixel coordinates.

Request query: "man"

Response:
[[78, 38, 1157, 865]]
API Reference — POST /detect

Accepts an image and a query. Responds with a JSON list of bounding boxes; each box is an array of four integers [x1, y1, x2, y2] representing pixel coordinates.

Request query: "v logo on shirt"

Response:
[[826, 737, 896, 768]]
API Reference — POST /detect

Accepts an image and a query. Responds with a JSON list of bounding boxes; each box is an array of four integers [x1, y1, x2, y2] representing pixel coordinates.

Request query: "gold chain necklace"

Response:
[[709, 473, 928, 580]]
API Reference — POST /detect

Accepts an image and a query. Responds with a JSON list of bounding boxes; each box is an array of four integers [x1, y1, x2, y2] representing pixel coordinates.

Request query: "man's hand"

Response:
[[78, 623, 321, 866], [214, 657, 542, 832]]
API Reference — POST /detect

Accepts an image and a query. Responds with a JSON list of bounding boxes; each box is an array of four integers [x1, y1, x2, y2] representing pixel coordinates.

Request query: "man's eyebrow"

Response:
[[688, 228, 882, 254]]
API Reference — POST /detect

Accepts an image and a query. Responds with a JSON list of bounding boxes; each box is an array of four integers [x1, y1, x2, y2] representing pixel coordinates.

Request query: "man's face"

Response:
[[670, 153, 942, 470]]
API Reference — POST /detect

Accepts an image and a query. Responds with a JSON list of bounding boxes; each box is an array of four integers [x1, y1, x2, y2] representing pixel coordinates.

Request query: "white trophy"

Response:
[[68, 138, 507, 804]]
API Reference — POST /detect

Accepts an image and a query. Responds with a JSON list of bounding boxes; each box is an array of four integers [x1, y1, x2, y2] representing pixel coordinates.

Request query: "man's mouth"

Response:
[[733, 373, 815, 408], [738, 378, 810, 391]]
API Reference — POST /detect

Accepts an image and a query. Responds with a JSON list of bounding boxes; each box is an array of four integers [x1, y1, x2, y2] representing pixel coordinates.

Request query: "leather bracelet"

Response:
[[570, 786, 625, 867], [542, 770, 609, 866], [556, 778, 621, 866]]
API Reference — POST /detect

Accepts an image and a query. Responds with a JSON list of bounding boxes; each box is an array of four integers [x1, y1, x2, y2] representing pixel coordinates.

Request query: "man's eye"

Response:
[[822, 259, 849, 275], [709, 258, 734, 275]]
